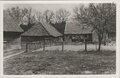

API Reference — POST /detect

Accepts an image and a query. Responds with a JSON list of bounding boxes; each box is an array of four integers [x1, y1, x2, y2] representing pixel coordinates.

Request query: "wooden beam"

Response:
[[84, 39, 87, 52], [62, 35, 64, 52], [43, 38, 45, 51], [26, 43, 28, 52]]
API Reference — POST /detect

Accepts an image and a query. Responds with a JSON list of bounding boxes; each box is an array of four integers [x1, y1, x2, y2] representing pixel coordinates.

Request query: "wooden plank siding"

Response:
[[4, 32, 22, 51]]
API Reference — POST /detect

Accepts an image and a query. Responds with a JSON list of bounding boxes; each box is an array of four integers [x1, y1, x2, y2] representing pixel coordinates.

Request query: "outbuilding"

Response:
[[21, 22, 62, 51], [64, 22, 94, 43], [4, 11, 23, 51]]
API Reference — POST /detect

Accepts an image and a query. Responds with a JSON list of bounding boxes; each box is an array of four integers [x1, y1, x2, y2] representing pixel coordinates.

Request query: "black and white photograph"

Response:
[[1, 1, 118, 76]]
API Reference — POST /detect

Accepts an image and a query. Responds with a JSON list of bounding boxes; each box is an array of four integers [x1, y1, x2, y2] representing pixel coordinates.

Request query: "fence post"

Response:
[[62, 35, 64, 52], [84, 39, 87, 52], [26, 43, 28, 52], [43, 38, 45, 51], [96, 42, 97, 51]]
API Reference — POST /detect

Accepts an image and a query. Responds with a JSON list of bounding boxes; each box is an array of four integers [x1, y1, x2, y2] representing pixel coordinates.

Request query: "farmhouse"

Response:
[[64, 22, 97, 43], [4, 11, 23, 51], [64, 22, 116, 45]]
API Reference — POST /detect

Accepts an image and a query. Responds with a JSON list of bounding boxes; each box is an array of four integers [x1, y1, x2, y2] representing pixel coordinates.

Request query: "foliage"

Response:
[[43, 10, 54, 23], [73, 3, 116, 51], [55, 9, 71, 23], [6, 6, 36, 25]]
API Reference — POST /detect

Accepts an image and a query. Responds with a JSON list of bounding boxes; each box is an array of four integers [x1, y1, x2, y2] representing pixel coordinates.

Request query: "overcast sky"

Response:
[[4, 4, 81, 14], [4, 4, 88, 22]]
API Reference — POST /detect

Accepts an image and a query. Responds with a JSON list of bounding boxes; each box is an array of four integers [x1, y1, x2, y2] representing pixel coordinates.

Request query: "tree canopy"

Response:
[[73, 3, 116, 51]]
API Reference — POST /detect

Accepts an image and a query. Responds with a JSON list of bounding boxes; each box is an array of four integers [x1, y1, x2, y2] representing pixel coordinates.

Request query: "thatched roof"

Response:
[[4, 11, 23, 32], [22, 22, 62, 37], [42, 22, 62, 37], [65, 22, 92, 35]]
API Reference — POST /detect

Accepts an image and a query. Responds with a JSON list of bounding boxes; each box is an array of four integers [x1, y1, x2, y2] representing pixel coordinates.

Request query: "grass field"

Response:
[[4, 49, 116, 75], [4, 49, 23, 57]]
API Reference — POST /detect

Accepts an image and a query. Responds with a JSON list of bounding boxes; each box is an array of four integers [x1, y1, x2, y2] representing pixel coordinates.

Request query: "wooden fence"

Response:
[[21, 40, 62, 52], [21, 39, 113, 52]]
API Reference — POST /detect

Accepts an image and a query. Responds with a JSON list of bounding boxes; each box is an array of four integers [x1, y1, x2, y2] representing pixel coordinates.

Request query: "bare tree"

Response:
[[74, 3, 116, 51], [56, 9, 70, 23], [7, 6, 36, 25], [51, 9, 71, 51], [21, 8, 36, 25], [7, 6, 22, 24], [43, 10, 54, 23], [35, 11, 43, 23]]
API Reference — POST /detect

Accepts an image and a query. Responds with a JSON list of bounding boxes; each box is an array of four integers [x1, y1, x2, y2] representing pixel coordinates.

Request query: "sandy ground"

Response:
[[4, 51, 24, 60], [4, 44, 115, 59], [33, 44, 116, 52]]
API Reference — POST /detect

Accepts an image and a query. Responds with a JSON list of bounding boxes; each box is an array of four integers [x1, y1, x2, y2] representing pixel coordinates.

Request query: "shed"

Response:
[[4, 10, 23, 51], [21, 22, 62, 51], [64, 22, 93, 42], [21, 22, 62, 43]]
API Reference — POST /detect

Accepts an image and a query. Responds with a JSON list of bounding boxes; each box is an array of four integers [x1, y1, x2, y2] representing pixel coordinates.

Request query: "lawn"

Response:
[[4, 49, 116, 75]]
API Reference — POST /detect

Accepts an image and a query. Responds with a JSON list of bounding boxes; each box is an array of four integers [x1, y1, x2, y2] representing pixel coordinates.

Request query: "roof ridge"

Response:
[[22, 22, 62, 37], [40, 22, 51, 36], [41, 22, 62, 37], [4, 13, 23, 32]]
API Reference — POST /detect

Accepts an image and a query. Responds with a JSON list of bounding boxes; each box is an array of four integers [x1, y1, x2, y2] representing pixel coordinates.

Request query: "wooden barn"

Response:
[[64, 22, 94, 43], [4, 11, 23, 51], [21, 22, 62, 51], [64, 22, 116, 44]]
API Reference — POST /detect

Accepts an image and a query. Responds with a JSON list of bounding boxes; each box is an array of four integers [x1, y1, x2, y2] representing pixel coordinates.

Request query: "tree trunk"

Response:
[[43, 38, 45, 51], [97, 32, 104, 51], [98, 38, 101, 51], [84, 39, 87, 52], [26, 43, 28, 52], [62, 35, 64, 52]]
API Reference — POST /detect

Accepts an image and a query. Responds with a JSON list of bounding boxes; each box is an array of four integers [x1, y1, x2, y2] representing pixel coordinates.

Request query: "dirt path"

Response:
[[4, 51, 24, 60], [32, 44, 116, 52], [4, 44, 115, 59]]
